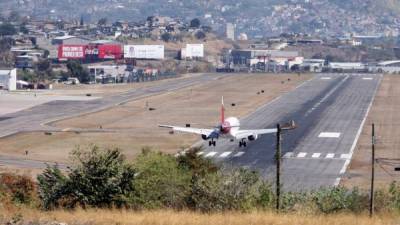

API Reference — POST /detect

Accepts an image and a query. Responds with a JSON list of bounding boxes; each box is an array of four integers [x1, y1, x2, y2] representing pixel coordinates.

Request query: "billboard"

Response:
[[186, 44, 204, 58], [85, 44, 122, 60], [98, 44, 122, 59], [124, 45, 164, 59], [58, 45, 86, 59]]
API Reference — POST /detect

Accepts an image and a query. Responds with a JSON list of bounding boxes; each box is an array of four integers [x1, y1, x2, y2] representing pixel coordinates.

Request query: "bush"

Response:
[[0, 173, 37, 205], [37, 146, 136, 209], [37, 165, 69, 209], [132, 150, 191, 209], [313, 187, 368, 214], [190, 168, 261, 212]]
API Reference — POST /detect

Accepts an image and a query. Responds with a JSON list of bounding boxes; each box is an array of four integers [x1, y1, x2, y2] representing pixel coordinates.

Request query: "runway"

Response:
[[198, 73, 382, 191]]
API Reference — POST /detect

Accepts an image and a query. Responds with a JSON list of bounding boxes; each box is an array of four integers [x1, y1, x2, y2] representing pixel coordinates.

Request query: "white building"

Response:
[[0, 69, 17, 91], [226, 23, 235, 41]]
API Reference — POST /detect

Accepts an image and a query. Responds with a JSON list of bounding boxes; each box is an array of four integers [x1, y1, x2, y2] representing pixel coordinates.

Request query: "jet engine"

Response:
[[202, 134, 208, 140]]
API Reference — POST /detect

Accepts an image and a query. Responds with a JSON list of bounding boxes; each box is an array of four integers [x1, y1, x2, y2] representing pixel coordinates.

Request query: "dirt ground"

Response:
[[342, 75, 400, 189], [0, 73, 311, 164]]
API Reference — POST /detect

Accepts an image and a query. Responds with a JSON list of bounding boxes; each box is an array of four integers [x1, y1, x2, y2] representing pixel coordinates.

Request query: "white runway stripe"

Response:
[[326, 153, 335, 159], [205, 152, 217, 158], [319, 132, 341, 138], [234, 152, 245, 157], [196, 151, 204, 156], [312, 153, 321, 158], [321, 77, 332, 80], [341, 154, 351, 159], [362, 77, 373, 80], [297, 152, 307, 158], [283, 152, 294, 158], [219, 152, 232, 158]]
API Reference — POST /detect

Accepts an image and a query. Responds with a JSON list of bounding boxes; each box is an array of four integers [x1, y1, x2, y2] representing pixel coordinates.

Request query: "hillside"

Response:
[[2, 0, 400, 38]]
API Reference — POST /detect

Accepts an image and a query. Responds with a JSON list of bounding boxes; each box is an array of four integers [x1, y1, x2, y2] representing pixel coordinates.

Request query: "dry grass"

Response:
[[343, 75, 400, 189], [0, 73, 312, 165], [0, 208, 398, 225]]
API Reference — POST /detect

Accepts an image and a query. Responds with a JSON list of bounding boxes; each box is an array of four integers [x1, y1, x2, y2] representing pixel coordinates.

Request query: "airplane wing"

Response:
[[233, 128, 278, 140], [159, 125, 214, 136]]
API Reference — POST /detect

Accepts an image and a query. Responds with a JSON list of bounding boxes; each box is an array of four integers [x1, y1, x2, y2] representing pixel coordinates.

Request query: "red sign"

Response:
[[58, 45, 86, 59], [98, 45, 122, 59]]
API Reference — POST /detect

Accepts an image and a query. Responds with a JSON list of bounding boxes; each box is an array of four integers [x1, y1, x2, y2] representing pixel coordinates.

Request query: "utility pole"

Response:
[[370, 123, 375, 217], [275, 123, 282, 211]]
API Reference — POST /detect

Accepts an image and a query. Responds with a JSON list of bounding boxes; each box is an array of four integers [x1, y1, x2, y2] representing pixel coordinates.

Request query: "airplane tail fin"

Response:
[[221, 96, 225, 123]]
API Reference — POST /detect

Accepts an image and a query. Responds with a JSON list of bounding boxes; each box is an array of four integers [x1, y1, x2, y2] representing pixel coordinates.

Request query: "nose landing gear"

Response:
[[239, 140, 247, 147]]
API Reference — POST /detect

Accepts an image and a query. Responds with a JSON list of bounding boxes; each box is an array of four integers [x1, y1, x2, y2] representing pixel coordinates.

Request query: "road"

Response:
[[198, 73, 382, 191]]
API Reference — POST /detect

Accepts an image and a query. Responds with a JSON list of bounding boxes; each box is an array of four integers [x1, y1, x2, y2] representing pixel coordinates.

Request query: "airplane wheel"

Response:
[[209, 141, 212, 146], [213, 141, 216, 146], [239, 142, 243, 147], [243, 142, 247, 147]]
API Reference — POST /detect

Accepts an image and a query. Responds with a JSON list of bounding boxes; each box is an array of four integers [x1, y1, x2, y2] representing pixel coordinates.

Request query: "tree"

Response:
[[98, 17, 108, 26], [66, 60, 90, 83], [190, 18, 201, 28], [0, 23, 17, 36], [161, 33, 172, 42], [195, 30, 206, 39]]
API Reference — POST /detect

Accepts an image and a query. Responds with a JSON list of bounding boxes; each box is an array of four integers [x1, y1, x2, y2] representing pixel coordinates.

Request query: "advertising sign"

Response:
[[124, 45, 164, 59]]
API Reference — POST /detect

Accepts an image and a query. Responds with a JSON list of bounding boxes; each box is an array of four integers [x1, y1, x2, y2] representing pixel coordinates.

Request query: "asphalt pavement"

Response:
[[197, 73, 382, 191]]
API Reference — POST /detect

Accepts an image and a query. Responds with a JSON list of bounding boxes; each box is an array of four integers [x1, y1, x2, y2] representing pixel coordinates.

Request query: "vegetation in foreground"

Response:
[[1, 146, 400, 224]]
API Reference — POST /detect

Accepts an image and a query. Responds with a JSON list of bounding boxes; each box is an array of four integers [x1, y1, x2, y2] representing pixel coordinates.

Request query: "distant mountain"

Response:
[[3, 0, 400, 38]]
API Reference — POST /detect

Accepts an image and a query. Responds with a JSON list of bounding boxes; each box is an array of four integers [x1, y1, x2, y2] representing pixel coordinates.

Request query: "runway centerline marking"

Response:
[[297, 152, 307, 158], [205, 152, 217, 158], [219, 152, 232, 158], [321, 77, 332, 80], [362, 77, 373, 80], [319, 132, 341, 138]]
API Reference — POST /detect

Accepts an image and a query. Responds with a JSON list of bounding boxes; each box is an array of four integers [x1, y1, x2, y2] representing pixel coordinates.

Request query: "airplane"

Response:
[[159, 97, 296, 147]]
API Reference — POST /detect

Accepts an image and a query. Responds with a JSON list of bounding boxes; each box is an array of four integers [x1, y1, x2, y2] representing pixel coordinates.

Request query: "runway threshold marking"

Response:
[[312, 153, 321, 158], [234, 152, 245, 157], [326, 153, 335, 159], [283, 152, 294, 158], [318, 132, 341, 138], [205, 152, 217, 157], [219, 152, 232, 158], [297, 152, 307, 158], [340, 154, 351, 159]]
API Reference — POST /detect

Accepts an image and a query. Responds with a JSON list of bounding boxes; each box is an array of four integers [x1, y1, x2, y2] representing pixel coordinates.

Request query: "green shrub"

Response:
[[37, 146, 136, 209], [190, 168, 261, 212], [132, 150, 191, 209]]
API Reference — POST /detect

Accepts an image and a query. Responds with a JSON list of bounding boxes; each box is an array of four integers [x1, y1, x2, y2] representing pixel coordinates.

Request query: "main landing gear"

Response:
[[208, 139, 216, 147], [239, 140, 247, 147]]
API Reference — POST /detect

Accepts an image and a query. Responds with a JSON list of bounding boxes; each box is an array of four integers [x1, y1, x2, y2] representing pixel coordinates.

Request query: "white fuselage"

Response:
[[220, 117, 240, 138]]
